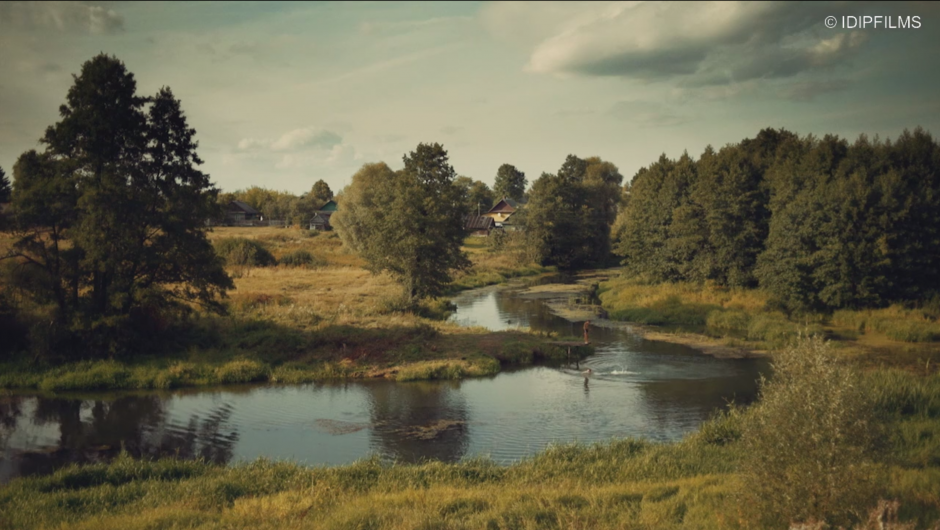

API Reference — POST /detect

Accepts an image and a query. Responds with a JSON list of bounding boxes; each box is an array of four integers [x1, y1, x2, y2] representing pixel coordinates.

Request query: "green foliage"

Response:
[[215, 359, 268, 384], [333, 144, 471, 301], [278, 249, 323, 268], [740, 336, 885, 527], [524, 156, 623, 270], [614, 128, 940, 313], [213, 237, 276, 267], [0, 165, 10, 204], [6, 54, 232, 357], [456, 176, 496, 215], [493, 163, 527, 202]]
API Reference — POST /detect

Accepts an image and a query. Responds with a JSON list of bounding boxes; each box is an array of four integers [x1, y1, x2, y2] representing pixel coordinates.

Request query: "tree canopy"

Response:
[[455, 176, 496, 215], [494, 164, 527, 202], [332, 144, 470, 302], [5, 54, 232, 354], [523, 155, 623, 269], [614, 127, 940, 312]]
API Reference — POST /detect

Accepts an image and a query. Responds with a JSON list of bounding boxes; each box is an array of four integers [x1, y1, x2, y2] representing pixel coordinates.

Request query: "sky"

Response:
[[1, 1, 939, 195]]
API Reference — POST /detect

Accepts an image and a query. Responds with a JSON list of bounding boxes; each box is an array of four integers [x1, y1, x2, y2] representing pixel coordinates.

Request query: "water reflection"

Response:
[[367, 380, 470, 463], [2, 280, 768, 483], [0, 393, 238, 482]]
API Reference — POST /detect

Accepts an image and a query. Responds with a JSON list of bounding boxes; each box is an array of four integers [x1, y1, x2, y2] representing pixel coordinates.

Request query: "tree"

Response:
[[310, 179, 333, 206], [455, 176, 495, 215], [525, 155, 622, 269], [6, 54, 232, 354], [0, 166, 9, 203], [493, 163, 527, 202], [332, 143, 470, 302]]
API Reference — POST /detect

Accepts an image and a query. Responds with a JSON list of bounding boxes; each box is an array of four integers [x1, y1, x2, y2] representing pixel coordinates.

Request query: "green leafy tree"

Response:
[[493, 163, 527, 202], [333, 144, 470, 302], [310, 179, 333, 206], [0, 166, 9, 203], [455, 176, 495, 215], [525, 155, 622, 269], [6, 54, 232, 354]]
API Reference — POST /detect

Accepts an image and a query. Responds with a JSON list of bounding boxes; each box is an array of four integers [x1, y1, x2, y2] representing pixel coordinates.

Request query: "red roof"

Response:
[[487, 198, 518, 214]]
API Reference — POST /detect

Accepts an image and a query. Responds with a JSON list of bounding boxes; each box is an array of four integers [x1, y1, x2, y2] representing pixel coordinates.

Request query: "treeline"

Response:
[[614, 128, 940, 313], [219, 166, 528, 226]]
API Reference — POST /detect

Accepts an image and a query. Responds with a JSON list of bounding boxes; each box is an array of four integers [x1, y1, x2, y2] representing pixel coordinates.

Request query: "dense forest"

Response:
[[613, 128, 940, 313]]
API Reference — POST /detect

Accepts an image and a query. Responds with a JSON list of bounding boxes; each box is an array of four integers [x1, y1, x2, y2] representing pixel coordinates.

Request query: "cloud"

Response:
[[440, 126, 463, 135], [271, 128, 342, 151], [608, 101, 692, 127], [358, 16, 472, 36], [486, 1, 870, 92], [778, 79, 852, 102], [238, 128, 342, 152], [0, 1, 124, 34]]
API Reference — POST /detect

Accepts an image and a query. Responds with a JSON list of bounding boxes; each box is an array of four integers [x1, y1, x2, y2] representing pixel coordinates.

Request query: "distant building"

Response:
[[225, 200, 262, 225], [308, 199, 338, 231], [464, 214, 495, 236], [483, 198, 518, 228]]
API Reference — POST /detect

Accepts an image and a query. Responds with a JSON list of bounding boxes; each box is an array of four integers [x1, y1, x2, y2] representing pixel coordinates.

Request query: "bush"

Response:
[[215, 359, 268, 384], [740, 336, 884, 527], [213, 238, 276, 267], [705, 309, 750, 337], [278, 250, 324, 268]]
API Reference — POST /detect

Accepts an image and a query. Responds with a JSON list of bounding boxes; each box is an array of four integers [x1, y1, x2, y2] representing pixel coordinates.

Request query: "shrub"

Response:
[[215, 359, 268, 384], [278, 249, 324, 268], [213, 238, 276, 267], [705, 309, 750, 337], [740, 336, 884, 527]]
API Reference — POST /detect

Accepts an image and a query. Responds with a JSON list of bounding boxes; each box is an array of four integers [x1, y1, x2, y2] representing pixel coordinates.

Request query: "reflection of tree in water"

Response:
[[0, 395, 24, 449], [366, 381, 469, 464], [4, 394, 239, 481]]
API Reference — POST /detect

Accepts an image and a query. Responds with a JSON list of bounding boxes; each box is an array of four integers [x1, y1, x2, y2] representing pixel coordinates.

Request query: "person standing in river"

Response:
[[583, 320, 590, 344]]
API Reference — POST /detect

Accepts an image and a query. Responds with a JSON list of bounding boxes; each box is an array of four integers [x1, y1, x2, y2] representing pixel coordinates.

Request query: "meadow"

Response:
[[0, 226, 568, 391], [598, 275, 940, 373]]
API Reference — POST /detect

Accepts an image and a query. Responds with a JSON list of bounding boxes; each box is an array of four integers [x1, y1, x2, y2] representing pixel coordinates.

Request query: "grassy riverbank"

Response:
[[598, 275, 940, 373], [0, 228, 567, 392], [2, 344, 938, 529]]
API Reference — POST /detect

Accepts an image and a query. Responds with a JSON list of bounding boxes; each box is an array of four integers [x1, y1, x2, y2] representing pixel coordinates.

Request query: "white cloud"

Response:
[[270, 128, 342, 152], [237, 127, 342, 153], [484, 1, 870, 93], [0, 1, 124, 34]]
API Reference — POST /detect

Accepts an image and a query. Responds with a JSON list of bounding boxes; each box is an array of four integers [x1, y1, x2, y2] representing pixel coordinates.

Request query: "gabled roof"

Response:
[[229, 200, 260, 214], [309, 213, 331, 225], [487, 198, 518, 214], [318, 200, 338, 212], [464, 214, 495, 231]]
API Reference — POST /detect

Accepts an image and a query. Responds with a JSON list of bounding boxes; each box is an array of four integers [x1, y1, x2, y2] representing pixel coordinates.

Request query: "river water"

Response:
[[0, 279, 768, 483]]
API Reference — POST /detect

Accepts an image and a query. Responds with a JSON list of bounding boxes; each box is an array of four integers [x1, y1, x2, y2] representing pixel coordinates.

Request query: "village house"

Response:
[[483, 198, 518, 228], [308, 199, 338, 231], [225, 200, 262, 225], [463, 214, 495, 236]]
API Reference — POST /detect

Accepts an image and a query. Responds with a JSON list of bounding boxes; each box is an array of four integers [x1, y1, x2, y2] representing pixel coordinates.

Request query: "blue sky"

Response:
[[1, 1, 939, 195]]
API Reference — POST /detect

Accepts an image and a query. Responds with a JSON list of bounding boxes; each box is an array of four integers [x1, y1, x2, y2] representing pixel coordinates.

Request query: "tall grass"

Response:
[[833, 306, 940, 342]]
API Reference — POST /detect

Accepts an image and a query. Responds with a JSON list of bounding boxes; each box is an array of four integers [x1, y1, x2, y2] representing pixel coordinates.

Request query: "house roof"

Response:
[[464, 214, 495, 231], [229, 200, 260, 214], [309, 213, 331, 225], [487, 198, 518, 214], [318, 200, 338, 212]]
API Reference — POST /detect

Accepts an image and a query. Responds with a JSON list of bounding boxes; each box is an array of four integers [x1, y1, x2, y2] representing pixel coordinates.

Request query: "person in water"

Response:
[[583, 320, 591, 344]]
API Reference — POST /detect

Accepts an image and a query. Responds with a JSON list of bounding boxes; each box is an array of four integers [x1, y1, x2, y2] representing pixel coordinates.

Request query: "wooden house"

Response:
[[464, 214, 495, 236], [308, 199, 338, 231], [483, 198, 518, 227], [225, 200, 262, 225]]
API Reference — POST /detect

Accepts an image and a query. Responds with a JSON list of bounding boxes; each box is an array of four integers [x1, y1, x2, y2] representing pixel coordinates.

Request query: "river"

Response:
[[0, 279, 768, 483]]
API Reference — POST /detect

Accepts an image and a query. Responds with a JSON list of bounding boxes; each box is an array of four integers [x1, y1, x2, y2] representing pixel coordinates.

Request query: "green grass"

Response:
[[2, 341, 938, 529], [600, 275, 940, 354]]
